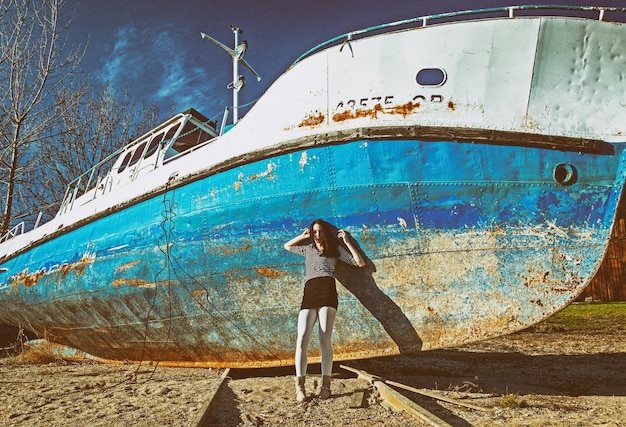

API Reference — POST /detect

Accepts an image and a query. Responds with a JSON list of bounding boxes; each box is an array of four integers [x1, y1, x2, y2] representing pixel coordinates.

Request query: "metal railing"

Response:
[[291, 5, 626, 66], [56, 112, 222, 217], [56, 149, 122, 217], [0, 222, 24, 244]]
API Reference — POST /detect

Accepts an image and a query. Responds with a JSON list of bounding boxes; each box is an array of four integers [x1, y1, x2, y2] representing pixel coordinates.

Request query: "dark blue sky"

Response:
[[68, 1, 620, 121]]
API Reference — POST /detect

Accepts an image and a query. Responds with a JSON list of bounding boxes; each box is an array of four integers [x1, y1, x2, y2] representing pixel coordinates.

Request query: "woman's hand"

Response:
[[338, 229, 366, 267]]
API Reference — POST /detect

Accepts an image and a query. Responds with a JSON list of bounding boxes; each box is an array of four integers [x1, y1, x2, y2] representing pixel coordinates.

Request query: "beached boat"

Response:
[[1, 5, 625, 368]]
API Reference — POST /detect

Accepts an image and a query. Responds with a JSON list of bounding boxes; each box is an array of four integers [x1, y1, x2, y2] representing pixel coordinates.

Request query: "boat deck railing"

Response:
[[56, 149, 123, 218], [56, 111, 221, 218], [0, 222, 24, 244], [292, 4, 626, 67]]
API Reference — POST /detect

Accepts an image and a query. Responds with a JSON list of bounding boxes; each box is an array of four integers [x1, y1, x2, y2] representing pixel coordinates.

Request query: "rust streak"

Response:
[[256, 267, 288, 278], [298, 112, 325, 128], [332, 101, 420, 123], [116, 260, 140, 272], [57, 257, 92, 281], [371, 103, 384, 117], [223, 244, 251, 255], [332, 110, 354, 122], [392, 101, 419, 117], [112, 278, 151, 287], [10, 269, 46, 288], [520, 270, 550, 287], [11, 254, 95, 288]]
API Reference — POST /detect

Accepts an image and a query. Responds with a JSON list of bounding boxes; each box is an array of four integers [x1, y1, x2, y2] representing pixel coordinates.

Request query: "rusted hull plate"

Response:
[[1, 139, 624, 368]]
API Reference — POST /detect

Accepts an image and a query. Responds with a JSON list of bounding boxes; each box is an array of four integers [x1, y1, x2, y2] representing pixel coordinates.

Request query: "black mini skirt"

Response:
[[300, 276, 338, 310]]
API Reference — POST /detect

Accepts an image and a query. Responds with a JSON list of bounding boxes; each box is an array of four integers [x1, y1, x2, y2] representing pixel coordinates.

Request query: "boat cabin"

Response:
[[57, 108, 218, 217]]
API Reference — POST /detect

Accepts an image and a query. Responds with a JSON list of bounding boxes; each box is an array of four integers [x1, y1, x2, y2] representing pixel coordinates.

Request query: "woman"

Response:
[[284, 219, 366, 402]]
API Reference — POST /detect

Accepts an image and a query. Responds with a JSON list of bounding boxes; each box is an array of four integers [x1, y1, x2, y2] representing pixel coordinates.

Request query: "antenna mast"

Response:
[[201, 25, 261, 123]]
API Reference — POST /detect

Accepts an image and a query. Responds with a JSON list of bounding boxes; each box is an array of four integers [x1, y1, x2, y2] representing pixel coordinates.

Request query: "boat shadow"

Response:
[[224, 348, 624, 426], [337, 349, 626, 426], [343, 348, 626, 426], [352, 349, 626, 397]]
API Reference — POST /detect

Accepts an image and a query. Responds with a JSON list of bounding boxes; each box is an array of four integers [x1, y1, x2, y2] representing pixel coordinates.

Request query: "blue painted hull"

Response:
[[1, 138, 624, 367]]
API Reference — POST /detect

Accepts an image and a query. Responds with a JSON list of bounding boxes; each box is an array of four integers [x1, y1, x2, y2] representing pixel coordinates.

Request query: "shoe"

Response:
[[295, 376, 306, 402], [319, 375, 331, 399]]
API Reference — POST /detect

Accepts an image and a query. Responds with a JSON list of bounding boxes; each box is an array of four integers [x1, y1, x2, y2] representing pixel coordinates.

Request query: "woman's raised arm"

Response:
[[338, 230, 366, 267], [284, 229, 310, 250]]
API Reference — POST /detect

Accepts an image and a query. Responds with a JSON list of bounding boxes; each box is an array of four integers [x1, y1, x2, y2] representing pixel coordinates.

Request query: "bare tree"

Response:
[[0, 0, 85, 236], [32, 82, 161, 220]]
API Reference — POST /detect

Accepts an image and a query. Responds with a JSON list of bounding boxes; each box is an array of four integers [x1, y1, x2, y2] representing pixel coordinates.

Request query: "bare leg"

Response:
[[295, 308, 318, 377]]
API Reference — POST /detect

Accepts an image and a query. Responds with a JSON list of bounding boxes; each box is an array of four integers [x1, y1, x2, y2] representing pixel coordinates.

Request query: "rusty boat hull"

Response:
[[1, 6, 626, 368]]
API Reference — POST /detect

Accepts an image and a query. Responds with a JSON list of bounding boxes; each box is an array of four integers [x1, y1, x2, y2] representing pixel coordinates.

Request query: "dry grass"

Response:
[[3, 341, 63, 365], [497, 393, 527, 408]]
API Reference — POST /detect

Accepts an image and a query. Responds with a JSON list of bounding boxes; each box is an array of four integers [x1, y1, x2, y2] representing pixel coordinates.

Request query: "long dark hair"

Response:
[[310, 219, 340, 258]]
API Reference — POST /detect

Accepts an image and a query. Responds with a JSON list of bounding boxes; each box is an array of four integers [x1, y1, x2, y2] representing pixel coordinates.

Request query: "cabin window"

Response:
[[162, 127, 179, 147], [129, 141, 147, 167], [144, 133, 163, 158], [170, 121, 212, 154], [416, 68, 447, 87], [117, 152, 133, 174]]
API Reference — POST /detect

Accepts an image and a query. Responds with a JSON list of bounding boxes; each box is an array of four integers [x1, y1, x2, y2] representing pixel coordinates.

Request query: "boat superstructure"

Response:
[[0, 5, 625, 367]]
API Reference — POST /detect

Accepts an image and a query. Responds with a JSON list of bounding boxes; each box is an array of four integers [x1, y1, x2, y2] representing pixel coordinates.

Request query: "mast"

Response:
[[201, 25, 261, 124]]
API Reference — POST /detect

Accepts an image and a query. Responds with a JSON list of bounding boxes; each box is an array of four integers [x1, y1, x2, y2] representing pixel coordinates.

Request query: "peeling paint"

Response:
[[108, 244, 129, 252], [233, 172, 244, 191], [246, 162, 277, 182], [9, 252, 95, 288], [0, 137, 621, 368], [299, 152, 308, 171]]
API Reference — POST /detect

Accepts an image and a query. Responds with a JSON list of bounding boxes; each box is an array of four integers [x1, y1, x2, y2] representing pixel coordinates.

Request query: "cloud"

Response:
[[101, 26, 143, 87], [99, 24, 227, 116]]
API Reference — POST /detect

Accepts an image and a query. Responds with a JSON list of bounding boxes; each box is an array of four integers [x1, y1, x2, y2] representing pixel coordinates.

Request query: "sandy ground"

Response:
[[0, 325, 624, 426]]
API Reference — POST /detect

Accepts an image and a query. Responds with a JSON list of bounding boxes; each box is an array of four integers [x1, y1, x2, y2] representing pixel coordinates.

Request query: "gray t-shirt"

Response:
[[287, 244, 358, 282]]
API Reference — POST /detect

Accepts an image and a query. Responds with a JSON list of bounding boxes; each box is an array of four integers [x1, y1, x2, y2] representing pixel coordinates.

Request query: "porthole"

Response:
[[553, 163, 577, 186], [416, 68, 447, 87]]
